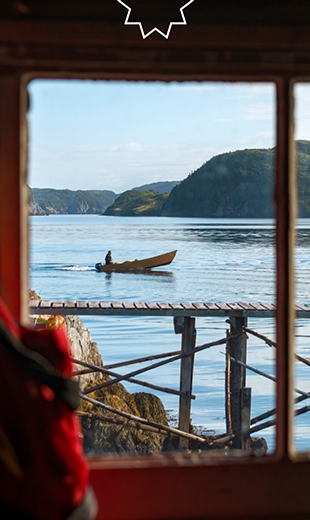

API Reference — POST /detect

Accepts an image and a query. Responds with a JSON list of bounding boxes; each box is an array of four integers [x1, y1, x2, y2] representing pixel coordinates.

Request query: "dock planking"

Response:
[[27, 299, 309, 318]]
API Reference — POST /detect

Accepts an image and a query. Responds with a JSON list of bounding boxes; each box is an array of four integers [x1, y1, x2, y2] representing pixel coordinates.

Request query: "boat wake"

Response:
[[56, 265, 94, 271], [41, 264, 95, 272]]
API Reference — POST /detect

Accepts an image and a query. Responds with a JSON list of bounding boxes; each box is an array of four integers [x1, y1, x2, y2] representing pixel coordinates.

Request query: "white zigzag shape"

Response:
[[117, 0, 195, 39]]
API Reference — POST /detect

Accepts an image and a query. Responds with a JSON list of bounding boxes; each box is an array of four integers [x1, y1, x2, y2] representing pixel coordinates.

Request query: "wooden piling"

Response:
[[241, 387, 252, 451], [228, 316, 248, 449], [178, 317, 196, 450], [225, 329, 232, 435]]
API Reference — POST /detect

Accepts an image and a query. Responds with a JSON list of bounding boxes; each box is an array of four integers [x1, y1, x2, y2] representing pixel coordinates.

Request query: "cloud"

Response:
[[228, 83, 275, 100], [228, 131, 275, 151], [27, 80, 276, 192], [178, 84, 219, 92], [28, 141, 214, 192], [240, 102, 274, 121], [28, 131, 275, 192], [124, 142, 143, 151]]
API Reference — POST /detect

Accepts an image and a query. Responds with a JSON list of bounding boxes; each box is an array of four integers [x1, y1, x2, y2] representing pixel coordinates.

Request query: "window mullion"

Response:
[[275, 78, 296, 458]]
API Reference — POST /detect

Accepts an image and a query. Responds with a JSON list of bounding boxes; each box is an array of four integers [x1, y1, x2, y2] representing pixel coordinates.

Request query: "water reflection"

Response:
[[103, 269, 174, 278], [183, 227, 276, 245], [296, 229, 310, 246]]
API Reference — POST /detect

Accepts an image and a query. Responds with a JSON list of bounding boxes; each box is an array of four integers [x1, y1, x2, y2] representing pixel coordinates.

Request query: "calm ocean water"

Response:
[[29, 215, 310, 453]]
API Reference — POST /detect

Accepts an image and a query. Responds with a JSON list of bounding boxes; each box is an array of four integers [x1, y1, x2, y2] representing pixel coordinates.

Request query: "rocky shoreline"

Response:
[[65, 315, 172, 454]]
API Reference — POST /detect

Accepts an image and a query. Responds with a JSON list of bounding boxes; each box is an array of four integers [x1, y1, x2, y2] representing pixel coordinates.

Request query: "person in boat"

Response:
[[105, 250, 113, 265]]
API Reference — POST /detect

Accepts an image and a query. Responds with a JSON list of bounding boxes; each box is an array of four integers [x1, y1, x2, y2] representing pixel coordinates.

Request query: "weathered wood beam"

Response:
[[2, 0, 310, 25], [275, 78, 296, 458], [1, 20, 310, 50], [0, 75, 28, 322], [178, 317, 196, 450], [28, 299, 286, 317], [228, 316, 248, 449]]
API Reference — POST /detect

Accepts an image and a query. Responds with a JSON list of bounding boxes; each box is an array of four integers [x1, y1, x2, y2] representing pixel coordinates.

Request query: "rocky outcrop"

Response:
[[80, 375, 168, 455], [64, 316, 103, 390], [64, 318, 171, 454], [29, 290, 103, 389], [29, 187, 117, 215], [29, 200, 48, 216], [28, 295, 169, 453]]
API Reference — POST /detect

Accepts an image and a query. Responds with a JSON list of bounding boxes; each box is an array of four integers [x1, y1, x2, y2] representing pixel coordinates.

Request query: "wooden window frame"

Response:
[[0, 16, 310, 518]]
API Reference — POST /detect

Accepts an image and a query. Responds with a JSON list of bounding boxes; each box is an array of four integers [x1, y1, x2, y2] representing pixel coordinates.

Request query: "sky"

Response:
[[26, 80, 310, 194]]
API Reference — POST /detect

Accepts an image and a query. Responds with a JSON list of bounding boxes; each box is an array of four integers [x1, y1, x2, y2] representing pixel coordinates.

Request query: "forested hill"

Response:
[[161, 148, 275, 218], [160, 141, 310, 218], [133, 181, 180, 193], [29, 188, 117, 215], [104, 190, 169, 216], [29, 182, 177, 215]]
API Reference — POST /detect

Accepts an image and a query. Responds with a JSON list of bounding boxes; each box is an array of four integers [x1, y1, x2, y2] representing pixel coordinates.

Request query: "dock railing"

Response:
[[29, 299, 310, 451]]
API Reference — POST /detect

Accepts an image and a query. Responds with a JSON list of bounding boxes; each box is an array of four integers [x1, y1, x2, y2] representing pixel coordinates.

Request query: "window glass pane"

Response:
[[293, 83, 310, 452], [28, 80, 276, 456]]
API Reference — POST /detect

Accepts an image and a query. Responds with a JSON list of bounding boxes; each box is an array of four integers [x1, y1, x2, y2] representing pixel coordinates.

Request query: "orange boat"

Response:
[[95, 250, 177, 272]]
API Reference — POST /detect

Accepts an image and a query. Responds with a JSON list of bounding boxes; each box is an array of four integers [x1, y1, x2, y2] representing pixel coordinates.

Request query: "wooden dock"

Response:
[[28, 299, 310, 452], [28, 299, 310, 318]]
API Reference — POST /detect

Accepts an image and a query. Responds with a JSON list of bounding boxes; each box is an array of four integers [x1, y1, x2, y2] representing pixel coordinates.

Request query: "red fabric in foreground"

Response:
[[0, 297, 90, 520]]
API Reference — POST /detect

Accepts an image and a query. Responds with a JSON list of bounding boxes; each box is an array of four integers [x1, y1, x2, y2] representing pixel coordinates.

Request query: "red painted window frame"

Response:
[[0, 73, 309, 519]]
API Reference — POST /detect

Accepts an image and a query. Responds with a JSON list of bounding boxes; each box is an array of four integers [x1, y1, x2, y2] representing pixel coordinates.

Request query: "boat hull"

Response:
[[95, 250, 177, 272]]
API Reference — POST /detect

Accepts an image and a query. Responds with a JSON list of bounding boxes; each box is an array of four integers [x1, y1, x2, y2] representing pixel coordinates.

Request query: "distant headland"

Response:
[[30, 141, 310, 218]]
